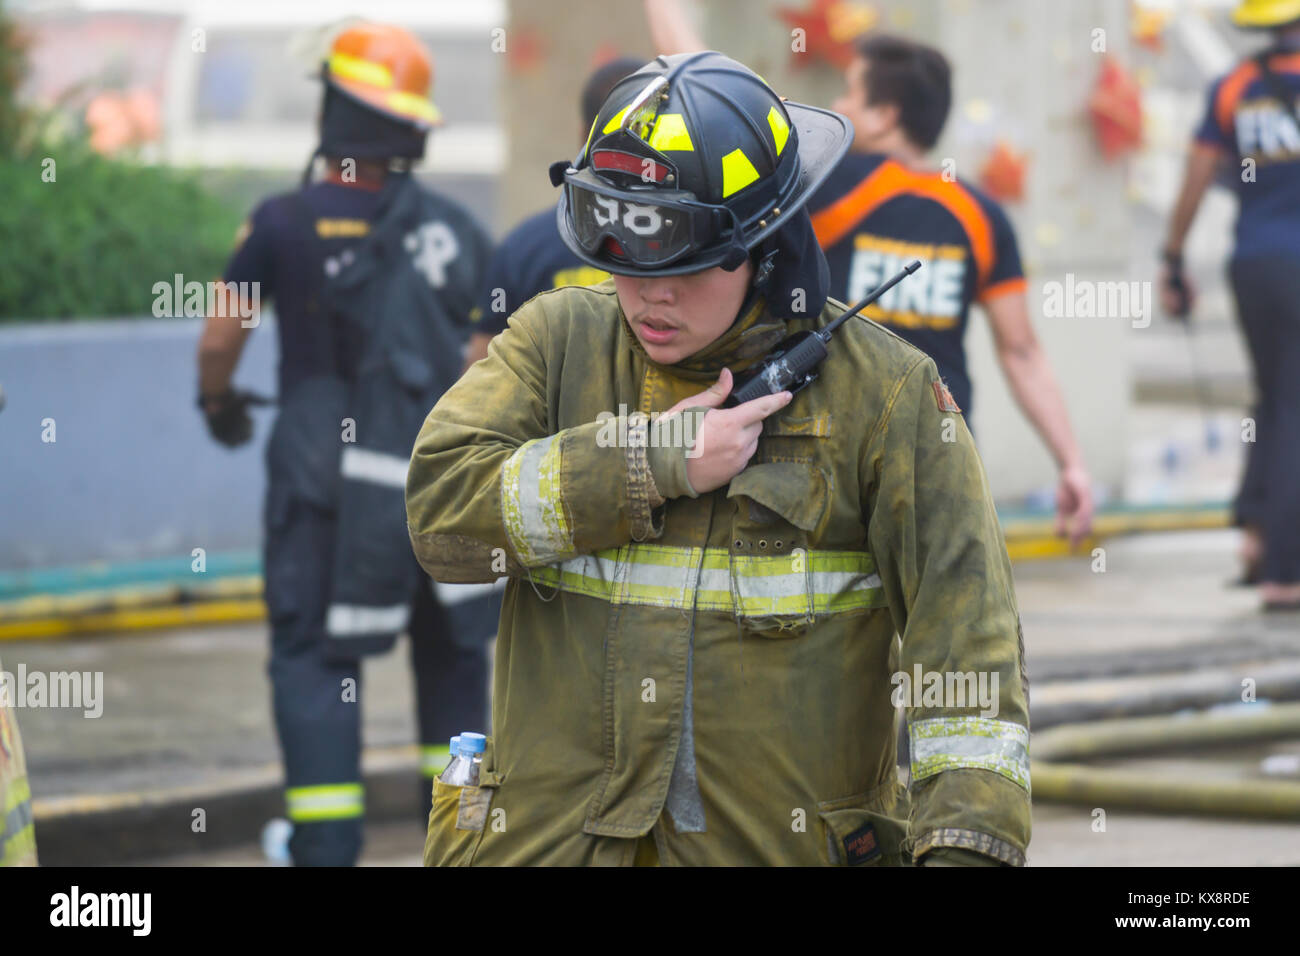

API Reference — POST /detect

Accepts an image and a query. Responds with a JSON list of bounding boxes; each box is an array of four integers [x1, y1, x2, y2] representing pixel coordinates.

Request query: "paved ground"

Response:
[[7, 527, 1299, 866], [138, 804, 1300, 867]]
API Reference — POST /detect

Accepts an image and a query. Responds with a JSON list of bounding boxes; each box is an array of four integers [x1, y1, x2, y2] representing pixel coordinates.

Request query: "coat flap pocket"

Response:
[[727, 461, 828, 532], [818, 806, 911, 866]]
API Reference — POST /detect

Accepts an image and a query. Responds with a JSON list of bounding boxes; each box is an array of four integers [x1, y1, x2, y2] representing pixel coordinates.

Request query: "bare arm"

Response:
[[984, 291, 1093, 545], [1163, 142, 1223, 256], [643, 0, 707, 54], [462, 331, 494, 375], [196, 282, 255, 408], [1159, 142, 1223, 316]]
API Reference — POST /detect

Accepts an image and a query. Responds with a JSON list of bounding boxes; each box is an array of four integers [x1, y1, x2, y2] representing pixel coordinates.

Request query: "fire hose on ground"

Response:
[[1030, 703, 1300, 820]]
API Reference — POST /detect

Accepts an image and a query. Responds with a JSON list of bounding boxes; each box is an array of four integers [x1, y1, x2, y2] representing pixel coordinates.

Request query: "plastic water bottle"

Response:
[[440, 731, 485, 786], [461, 732, 485, 785], [445, 735, 461, 774]]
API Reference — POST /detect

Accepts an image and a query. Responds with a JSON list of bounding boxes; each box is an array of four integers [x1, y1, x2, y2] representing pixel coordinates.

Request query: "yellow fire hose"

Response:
[[1031, 704, 1300, 820]]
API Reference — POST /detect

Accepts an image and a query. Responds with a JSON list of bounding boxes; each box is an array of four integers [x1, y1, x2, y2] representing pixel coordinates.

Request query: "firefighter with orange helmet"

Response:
[[196, 22, 496, 865]]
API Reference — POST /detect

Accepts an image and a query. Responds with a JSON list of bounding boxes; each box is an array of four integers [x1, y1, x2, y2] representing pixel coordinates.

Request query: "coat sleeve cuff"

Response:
[[644, 406, 706, 501], [910, 827, 1026, 867], [626, 415, 665, 541]]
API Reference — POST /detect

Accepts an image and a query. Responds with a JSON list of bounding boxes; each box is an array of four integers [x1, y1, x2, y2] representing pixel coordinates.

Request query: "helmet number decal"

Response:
[[592, 195, 620, 227], [589, 196, 664, 236], [623, 203, 662, 236], [404, 221, 459, 288]]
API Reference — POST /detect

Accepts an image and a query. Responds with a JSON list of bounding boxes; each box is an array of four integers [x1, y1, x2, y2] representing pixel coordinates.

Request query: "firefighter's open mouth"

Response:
[[637, 316, 680, 344]]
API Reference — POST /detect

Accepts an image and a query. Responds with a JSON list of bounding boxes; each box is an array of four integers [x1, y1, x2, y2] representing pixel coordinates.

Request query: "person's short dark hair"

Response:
[[854, 33, 951, 150], [581, 57, 648, 131]]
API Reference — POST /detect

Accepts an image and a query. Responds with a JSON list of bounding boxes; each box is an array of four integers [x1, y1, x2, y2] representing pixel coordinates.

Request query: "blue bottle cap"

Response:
[[459, 732, 486, 754], [449, 735, 461, 755]]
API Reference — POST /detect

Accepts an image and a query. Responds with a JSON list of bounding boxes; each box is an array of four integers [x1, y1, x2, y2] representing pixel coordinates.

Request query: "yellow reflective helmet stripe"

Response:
[[329, 52, 394, 89], [285, 783, 364, 822], [909, 717, 1031, 792], [500, 436, 574, 566], [529, 544, 885, 616], [767, 106, 790, 156], [602, 105, 632, 134], [1233, 0, 1300, 27], [386, 89, 441, 124], [721, 148, 760, 197], [648, 113, 694, 152]]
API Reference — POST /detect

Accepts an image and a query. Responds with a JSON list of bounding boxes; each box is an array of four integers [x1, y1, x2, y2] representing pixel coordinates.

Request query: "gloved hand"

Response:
[[198, 388, 259, 448], [1158, 249, 1193, 321], [920, 847, 1003, 866]]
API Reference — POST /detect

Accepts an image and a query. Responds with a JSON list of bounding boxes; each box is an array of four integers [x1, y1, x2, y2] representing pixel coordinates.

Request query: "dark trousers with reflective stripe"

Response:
[[1229, 256, 1300, 583], [264, 488, 490, 866]]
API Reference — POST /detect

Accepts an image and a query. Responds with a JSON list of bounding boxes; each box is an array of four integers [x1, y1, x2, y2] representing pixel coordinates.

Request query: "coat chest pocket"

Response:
[[724, 461, 831, 636], [724, 459, 885, 636]]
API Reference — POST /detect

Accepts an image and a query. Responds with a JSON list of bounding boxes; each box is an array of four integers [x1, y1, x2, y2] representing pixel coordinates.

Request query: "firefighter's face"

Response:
[[614, 259, 755, 365]]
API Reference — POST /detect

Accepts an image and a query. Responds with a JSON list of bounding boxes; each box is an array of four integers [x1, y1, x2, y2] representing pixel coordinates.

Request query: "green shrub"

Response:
[[0, 148, 243, 321], [0, 0, 241, 322]]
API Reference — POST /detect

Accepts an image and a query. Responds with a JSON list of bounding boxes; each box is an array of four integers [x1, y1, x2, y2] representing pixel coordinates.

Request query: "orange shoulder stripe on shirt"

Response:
[[810, 161, 910, 250], [1213, 53, 1300, 137], [978, 275, 1028, 303], [1216, 61, 1260, 138], [811, 159, 998, 289]]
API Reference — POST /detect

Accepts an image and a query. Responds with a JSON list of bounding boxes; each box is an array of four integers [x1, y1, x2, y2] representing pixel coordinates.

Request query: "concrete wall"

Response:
[[941, 0, 1133, 505], [0, 317, 276, 571]]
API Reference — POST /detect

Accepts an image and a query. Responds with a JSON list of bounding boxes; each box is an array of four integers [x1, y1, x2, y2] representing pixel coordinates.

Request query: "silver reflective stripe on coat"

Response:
[[500, 436, 573, 565], [326, 602, 411, 637], [340, 446, 411, 488], [909, 716, 1031, 791], [529, 544, 884, 616]]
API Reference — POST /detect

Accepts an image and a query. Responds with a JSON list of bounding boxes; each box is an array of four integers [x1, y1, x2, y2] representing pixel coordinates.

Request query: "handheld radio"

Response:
[[723, 259, 923, 407]]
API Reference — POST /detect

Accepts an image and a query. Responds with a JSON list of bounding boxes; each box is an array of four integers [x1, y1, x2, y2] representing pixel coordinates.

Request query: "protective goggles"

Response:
[[563, 163, 735, 268]]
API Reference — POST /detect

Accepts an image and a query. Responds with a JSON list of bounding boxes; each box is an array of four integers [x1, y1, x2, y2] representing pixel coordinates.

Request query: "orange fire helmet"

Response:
[[324, 23, 442, 129]]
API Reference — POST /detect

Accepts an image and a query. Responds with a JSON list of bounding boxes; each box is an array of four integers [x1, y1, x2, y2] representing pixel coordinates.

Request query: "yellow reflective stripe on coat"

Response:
[[909, 717, 1031, 791], [529, 544, 884, 615], [1, 775, 35, 867], [501, 436, 573, 565], [1, 821, 35, 866], [285, 783, 364, 822]]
